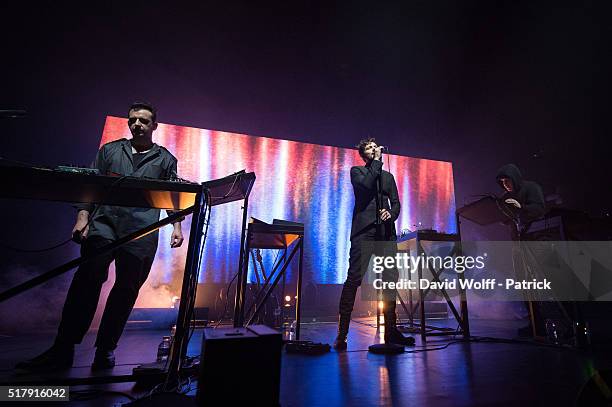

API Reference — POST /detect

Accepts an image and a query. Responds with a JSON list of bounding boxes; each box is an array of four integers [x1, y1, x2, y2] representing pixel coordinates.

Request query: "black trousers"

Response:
[[56, 237, 155, 350], [339, 224, 398, 316]]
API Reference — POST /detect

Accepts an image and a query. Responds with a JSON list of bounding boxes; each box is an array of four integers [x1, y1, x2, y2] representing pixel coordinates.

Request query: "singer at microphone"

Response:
[[333, 138, 415, 350]]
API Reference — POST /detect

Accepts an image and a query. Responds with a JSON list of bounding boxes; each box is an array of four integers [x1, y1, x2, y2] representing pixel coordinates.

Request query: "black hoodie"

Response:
[[496, 164, 546, 223]]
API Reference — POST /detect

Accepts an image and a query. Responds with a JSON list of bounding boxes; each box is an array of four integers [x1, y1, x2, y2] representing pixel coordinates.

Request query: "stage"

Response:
[[1, 317, 609, 406], [0, 3, 609, 406]]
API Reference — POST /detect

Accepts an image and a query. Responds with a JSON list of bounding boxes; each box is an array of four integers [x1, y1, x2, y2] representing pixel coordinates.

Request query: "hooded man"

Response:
[[497, 163, 547, 337], [496, 163, 546, 234]]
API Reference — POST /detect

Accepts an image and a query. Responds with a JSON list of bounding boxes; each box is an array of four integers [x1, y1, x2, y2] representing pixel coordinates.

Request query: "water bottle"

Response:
[[545, 319, 559, 344], [157, 336, 171, 362], [281, 321, 291, 341], [573, 320, 591, 348], [289, 320, 297, 341]]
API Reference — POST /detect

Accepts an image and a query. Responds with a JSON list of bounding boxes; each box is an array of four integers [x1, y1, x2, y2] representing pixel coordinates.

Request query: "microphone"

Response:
[[378, 146, 388, 153]]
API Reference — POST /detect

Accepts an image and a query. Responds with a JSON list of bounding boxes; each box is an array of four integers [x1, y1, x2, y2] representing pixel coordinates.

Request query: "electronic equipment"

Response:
[[197, 325, 282, 406]]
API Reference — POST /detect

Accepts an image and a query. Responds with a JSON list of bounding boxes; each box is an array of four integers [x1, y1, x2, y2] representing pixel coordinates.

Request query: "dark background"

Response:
[[0, 1, 609, 330]]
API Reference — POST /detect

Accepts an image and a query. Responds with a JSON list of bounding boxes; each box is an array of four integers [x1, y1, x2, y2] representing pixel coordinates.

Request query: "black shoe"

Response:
[[333, 314, 351, 351], [333, 335, 348, 351], [92, 349, 115, 370], [383, 308, 416, 346], [15, 345, 74, 372], [384, 328, 416, 347]]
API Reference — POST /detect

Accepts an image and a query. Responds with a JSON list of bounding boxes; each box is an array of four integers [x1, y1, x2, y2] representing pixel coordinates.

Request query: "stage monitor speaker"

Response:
[[196, 325, 282, 406]]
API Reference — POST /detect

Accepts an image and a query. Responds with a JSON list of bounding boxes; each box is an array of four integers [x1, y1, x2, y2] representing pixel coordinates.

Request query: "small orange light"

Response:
[[378, 301, 384, 310]]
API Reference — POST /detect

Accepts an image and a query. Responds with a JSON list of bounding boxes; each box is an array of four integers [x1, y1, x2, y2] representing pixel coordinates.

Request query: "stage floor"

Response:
[[1, 318, 611, 406]]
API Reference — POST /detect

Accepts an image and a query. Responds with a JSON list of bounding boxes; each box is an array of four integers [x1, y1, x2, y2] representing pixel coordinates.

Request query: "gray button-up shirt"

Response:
[[76, 138, 179, 255]]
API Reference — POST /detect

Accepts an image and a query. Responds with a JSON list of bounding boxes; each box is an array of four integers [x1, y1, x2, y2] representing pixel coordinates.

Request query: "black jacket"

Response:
[[496, 163, 546, 223], [350, 160, 400, 240], [76, 138, 179, 254]]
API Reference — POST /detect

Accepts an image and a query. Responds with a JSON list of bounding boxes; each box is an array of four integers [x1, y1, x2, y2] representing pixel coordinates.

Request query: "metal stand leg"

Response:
[[168, 190, 206, 379], [417, 239, 427, 342], [376, 292, 381, 328], [0, 208, 192, 303], [233, 197, 250, 327], [245, 241, 302, 327], [456, 213, 470, 338], [295, 238, 304, 340]]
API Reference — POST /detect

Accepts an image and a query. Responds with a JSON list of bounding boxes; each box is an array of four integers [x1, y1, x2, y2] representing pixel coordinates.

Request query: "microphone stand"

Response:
[[374, 156, 384, 328], [375, 179, 384, 241], [375, 157, 384, 242]]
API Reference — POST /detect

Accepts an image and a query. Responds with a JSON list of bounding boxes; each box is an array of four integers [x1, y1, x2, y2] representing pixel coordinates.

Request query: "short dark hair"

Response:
[[129, 102, 157, 122], [356, 137, 377, 159]]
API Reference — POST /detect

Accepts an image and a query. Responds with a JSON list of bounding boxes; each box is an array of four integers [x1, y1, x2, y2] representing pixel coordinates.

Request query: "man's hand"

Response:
[[72, 210, 90, 242], [170, 223, 184, 248], [504, 198, 522, 209], [374, 146, 383, 161], [379, 209, 392, 222]]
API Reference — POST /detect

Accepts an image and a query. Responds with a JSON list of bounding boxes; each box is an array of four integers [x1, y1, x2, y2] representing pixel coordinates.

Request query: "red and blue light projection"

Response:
[[100, 117, 456, 285]]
